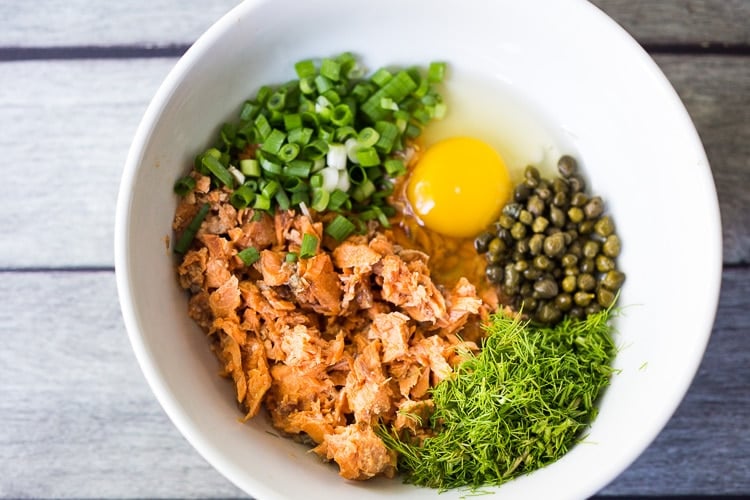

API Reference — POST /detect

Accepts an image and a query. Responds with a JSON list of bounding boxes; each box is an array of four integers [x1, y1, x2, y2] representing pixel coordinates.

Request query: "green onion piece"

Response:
[[278, 142, 300, 162], [405, 123, 422, 139], [230, 184, 256, 209], [284, 113, 303, 130], [351, 179, 376, 202], [361, 71, 417, 122], [315, 75, 334, 94], [240, 158, 260, 177], [320, 58, 341, 81], [288, 127, 313, 146], [254, 194, 271, 211], [303, 139, 329, 160], [413, 77, 430, 99], [294, 59, 316, 79], [259, 156, 282, 176], [325, 214, 356, 242], [282, 176, 305, 193], [412, 108, 432, 125], [371, 68, 393, 87], [356, 147, 380, 167], [174, 203, 210, 254], [299, 76, 316, 95], [428, 61, 446, 83], [254, 114, 272, 139], [311, 188, 330, 211], [322, 89, 341, 105], [173, 175, 196, 196], [380, 97, 399, 111], [290, 190, 310, 207], [384, 158, 406, 177], [262, 180, 280, 198], [318, 125, 335, 143], [349, 165, 368, 185], [374, 121, 399, 153], [283, 160, 312, 179], [261, 129, 286, 155], [256, 85, 272, 104], [240, 101, 260, 121], [310, 173, 324, 189], [373, 205, 391, 228], [433, 102, 447, 119], [220, 123, 237, 146], [357, 127, 380, 147], [331, 104, 353, 126], [351, 82, 374, 102], [202, 154, 234, 188], [299, 233, 318, 259], [285, 252, 298, 263], [267, 90, 286, 111], [335, 126, 357, 142], [237, 246, 261, 266], [275, 189, 291, 210], [328, 189, 349, 210]]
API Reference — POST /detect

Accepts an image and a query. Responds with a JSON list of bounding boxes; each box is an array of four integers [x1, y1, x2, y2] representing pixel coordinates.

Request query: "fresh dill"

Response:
[[379, 308, 618, 490]]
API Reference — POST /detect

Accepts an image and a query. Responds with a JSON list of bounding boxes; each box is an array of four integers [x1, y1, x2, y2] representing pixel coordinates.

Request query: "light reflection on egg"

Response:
[[407, 137, 512, 239]]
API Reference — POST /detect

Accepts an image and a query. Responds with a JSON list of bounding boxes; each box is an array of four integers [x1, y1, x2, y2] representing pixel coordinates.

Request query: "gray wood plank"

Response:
[[1, 54, 746, 269], [592, 0, 750, 46], [1, 1, 748, 48], [0, 268, 747, 497], [0, 0, 239, 47]]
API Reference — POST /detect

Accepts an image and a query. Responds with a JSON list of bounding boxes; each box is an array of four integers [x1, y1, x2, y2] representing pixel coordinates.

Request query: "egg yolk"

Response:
[[407, 136, 512, 238]]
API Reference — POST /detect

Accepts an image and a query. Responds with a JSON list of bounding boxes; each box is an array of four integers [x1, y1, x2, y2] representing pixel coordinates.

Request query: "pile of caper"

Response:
[[475, 155, 625, 324]]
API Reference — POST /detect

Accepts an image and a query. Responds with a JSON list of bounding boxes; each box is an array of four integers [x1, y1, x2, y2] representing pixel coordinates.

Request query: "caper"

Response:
[[531, 216, 549, 233], [552, 177, 568, 195], [504, 265, 520, 289], [561, 275, 577, 293], [533, 255, 552, 271], [555, 293, 573, 311], [602, 234, 621, 257], [574, 291, 595, 307], [533, 278, 558, 299], [581, 258, 596, 274], [488, 237, 507, 257], [594, 215, 615, 237], [498, 214, 516, 229], [522, 297, 538, 312], [577, 273, 597, 292], [527, 195, 545, 217], [518, 238, 532, 254], [596, 254, 615, 272], [497, 227, 513, 244], [578, 220, 595, 235], [584, 196, 604, 219], [571, 192, 589, 207], [484, 264, 503, 283], [568, 174, 586, 193], [518, 209, 533, 226], [550, 205, 566, 227], [474, 231, 494, 253], [561, 253, 578, 268], [510, 222, 527, 240], [537, 186, 552, 201], [503, 202, 523, 219], [536, 303, 562, 324], [520, 282, 534, 298], [567, 206, 584, 224], [569, 306, 584, 320], [552, 191, 568, 208], [524, 165, 541, 186], [523, 267, 542, 281], [568, 241, 582, 258], [596, 286, 616, 308], [528, 234, 545, 256], [563, 230, 576, 245], [586, 303, 603, 316], [486, 251, 503, 264], [514, 183, 532, 202], [543, 232, 566, 258], [601, 270, 626, 291], [558, 155, 578, 177], [563, 266, 578, 277], [582, 240, 600, 259], [513, 259, 529, 272]]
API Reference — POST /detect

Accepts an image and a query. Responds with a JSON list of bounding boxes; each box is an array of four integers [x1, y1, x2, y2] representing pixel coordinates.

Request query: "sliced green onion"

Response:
[[230, 184, 255, 209], [303, 139, 329, 160], [275, 189, 290, 210], [380, 97, 399, 111], [357, 127, 380, 148], [262, 179, 280, 199], [278, 142, 300, 162], [351, 179, 375, 202], [288, 127, 314, 146], [326, 143, 347, 170], [283, 160, 312, 179], [282, 176, 305, 193], [285, 252, 298, 263], [374, 121, 399, 153], [254, 114, 272, 139], [284, 113, 303, 130], [174, 203, 209, 254], [261, 129, 286, 155], [335, 126, 357, 142], [237, 246, 260, 266], [361, 71, 417, 122], [254, 194, 271, 211], [294, 59, 316, 79], [267, 90, 286, 111], [299, 233, 318, 259], [299, 76, 316, 94], [331, 104, 353, 126], [328, 189, 350, 211], [311, 188, 330, 211], [371, 68, 392, 87], [259, 156, 282, 176], [320, 58, 341, 81], [428, 61, 446, 83], [325, 214, 356, 242], [256, 85, 272, 105], [349, 165, 368, 185], [322, 89, 341, 105], [240, 158, 260, 177], [352, 81, 374, 102], [355, 147, 380, 167], [384, 158, 406, 177], [173, 175, 196, 196], [290, 190, 310, 207], [240, 101, 260, 121], [202, 154, 234, 188], [315, 75, 334, 94]]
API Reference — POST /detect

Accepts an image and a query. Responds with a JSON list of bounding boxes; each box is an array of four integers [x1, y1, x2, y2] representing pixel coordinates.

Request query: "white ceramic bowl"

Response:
[[115, 0, 722, 498]]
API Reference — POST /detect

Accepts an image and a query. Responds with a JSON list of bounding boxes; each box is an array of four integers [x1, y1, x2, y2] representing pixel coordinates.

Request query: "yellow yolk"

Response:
[[407, 136, 512, 239]]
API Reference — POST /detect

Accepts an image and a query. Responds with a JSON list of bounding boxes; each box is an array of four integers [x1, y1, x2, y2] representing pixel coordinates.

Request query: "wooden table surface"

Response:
[[1, 1, 748, 498]]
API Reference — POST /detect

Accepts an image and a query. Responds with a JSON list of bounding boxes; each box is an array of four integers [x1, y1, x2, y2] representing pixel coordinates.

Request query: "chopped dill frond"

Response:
[[379, 308, 618, 491]]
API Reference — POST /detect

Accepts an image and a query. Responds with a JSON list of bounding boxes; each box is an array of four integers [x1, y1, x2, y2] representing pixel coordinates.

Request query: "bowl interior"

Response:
[[116, 0, 722, 498]]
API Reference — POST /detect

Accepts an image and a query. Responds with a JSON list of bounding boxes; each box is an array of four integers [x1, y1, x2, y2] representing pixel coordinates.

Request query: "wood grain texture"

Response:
[[1, 1, 749, 48], [0, 268, 747, 497], [1, 54, 746, 268]]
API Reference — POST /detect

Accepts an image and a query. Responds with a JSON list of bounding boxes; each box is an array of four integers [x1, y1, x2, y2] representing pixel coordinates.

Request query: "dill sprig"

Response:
[[380, 309, 617, 490]]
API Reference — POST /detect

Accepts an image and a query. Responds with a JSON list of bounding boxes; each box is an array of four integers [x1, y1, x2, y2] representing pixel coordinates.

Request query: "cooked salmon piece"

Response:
[[312, 423, 397, 480], [208, 275, 240, 319], [343, 340, 394, 425], [368, 312, 411, 363]]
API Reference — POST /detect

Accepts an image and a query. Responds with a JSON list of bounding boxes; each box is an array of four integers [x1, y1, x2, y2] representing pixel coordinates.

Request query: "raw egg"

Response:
[[407, 136, 512, 238]]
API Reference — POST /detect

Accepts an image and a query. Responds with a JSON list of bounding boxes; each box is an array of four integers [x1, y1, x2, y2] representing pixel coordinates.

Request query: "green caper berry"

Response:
[[577, 273, 597, 291], [574, 291, 595, 307], [586, 303, 603, 316], [536, 186, 552, 201], [582, 240, 600, 259], [579, 258, 596, 274], [532, 216, 549, 233], [552, 177, 568, 195], [597, 286, 616, 308], [596, 254, 615, 272], [533, 278, 558, 299], [524, 267, 542, 281], [550, 205, 566, 227], [485, 251, 502, 264], [579, 220, 595, 235], [594, 215, 615, 237], [584, 196, 604, 219], [474, 231, 494, 253], [527, 195, 545, 216], [502, 202, 523, 219], [528, 234, 545, 256], [555, 293, 573, 311], [525, 165, 540, 181], [568, 174, 586, 193], [488, 237, 507, 257], [603, 234, 621, 257], [561, 253, 578, 268], [543, 232, 566, 258], [568, 241, 582, 257], [552, 191, 568, 208], [569, 306, 584, 320], [514, 183, 532, 202], [536, 303, 562, 324], [519, 209, 534, 225], [504, 265, 520, 289], [522, 297, 538, 312], [561, 275, 577, 293], [533, 255, 552, 270], [510, 222, 527, 240], [563, 266, 578, 277], [513, 260, 529, 272], [601, 270, 626, 290], [485, 265, 504, 284], [558, 155, 578, 177], [571, 192, 589, 207], [567, 206, 584, 223], [498, 214, 516, 229], [520, 282, 534, 298]]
